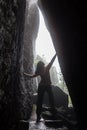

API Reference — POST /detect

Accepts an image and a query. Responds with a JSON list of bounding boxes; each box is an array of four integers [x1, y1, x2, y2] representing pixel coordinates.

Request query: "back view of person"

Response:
[[24, 53, 57, 122]]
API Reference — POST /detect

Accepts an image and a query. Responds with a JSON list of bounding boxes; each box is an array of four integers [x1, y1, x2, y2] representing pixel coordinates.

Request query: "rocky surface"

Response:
[[0, 0, 26, 129], [38, 0, 87, 129], [0, 0, 39, 129], [22, 0, 39, 120], [29, 104, 77, 130]]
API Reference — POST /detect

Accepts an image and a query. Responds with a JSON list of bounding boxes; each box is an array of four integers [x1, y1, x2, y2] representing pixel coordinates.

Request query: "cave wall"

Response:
[[38, 0, 87, 129], [0, 0, 26, 129], [23, 0, 39, 119], [0, 0, 39, 129]]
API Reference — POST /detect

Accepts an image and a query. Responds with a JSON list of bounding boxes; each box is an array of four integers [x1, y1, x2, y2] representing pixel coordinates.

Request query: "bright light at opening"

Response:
[[35, 9, 73, 107], [36, 9, 60, 73]]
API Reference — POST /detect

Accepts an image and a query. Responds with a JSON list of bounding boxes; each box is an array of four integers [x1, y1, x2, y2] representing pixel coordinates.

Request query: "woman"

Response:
[[24, 53, 57, 122]]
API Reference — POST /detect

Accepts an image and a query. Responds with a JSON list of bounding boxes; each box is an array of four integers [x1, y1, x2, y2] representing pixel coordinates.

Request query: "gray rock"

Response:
[[33, 86, 68, 109], [0, 0, 39, 129]]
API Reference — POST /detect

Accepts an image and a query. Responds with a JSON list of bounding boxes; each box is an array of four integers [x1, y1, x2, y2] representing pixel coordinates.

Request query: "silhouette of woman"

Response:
[[24, 53, 57, 122]]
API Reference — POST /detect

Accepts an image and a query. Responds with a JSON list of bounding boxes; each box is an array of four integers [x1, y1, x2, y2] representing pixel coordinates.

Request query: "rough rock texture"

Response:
[[0, 0, 39, 129], [23, 0, 39, 120], [0, 0, 26, 129], [38, 0, 87, 129]]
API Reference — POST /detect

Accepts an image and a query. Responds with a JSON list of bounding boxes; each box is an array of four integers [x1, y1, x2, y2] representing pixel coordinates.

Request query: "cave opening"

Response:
[[28, 4, 77, 124], [34, 7, 72, 107], [23, 1, 77, 129]]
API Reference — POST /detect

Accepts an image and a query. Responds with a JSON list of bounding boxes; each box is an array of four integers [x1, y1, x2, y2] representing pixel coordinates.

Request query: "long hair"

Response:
[[35, 61, 45, 75]]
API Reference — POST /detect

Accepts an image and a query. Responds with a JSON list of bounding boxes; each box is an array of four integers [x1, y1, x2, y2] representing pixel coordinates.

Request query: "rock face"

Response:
[[0, 0, 26, 129], [23, 0, 39, 120], [38, 0, 87, 129], [0, 0, 39, 129], [43, 86, 68, 109]]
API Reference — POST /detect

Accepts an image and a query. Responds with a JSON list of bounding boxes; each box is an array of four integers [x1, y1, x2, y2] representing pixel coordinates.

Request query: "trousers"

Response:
[[36, 84, 55, 118]]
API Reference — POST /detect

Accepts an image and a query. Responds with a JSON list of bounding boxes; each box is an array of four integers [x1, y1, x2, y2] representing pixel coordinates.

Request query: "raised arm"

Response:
[[47, 53, 57, 69], [24, 72, 38, 78]]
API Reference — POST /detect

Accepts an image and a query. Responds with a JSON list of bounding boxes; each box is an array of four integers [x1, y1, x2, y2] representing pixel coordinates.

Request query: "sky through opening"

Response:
[[36, 9, 60, 73], [35, 9, 73, 105]]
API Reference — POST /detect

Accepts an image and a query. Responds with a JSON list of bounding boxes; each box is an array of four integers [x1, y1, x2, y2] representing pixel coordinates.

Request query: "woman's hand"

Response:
[[23, 72, 32, 78], [23, 72, 38, 78]]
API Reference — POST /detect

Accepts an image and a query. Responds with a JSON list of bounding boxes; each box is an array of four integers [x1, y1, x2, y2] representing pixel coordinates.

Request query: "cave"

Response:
[[0, 0, 87, 130]]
